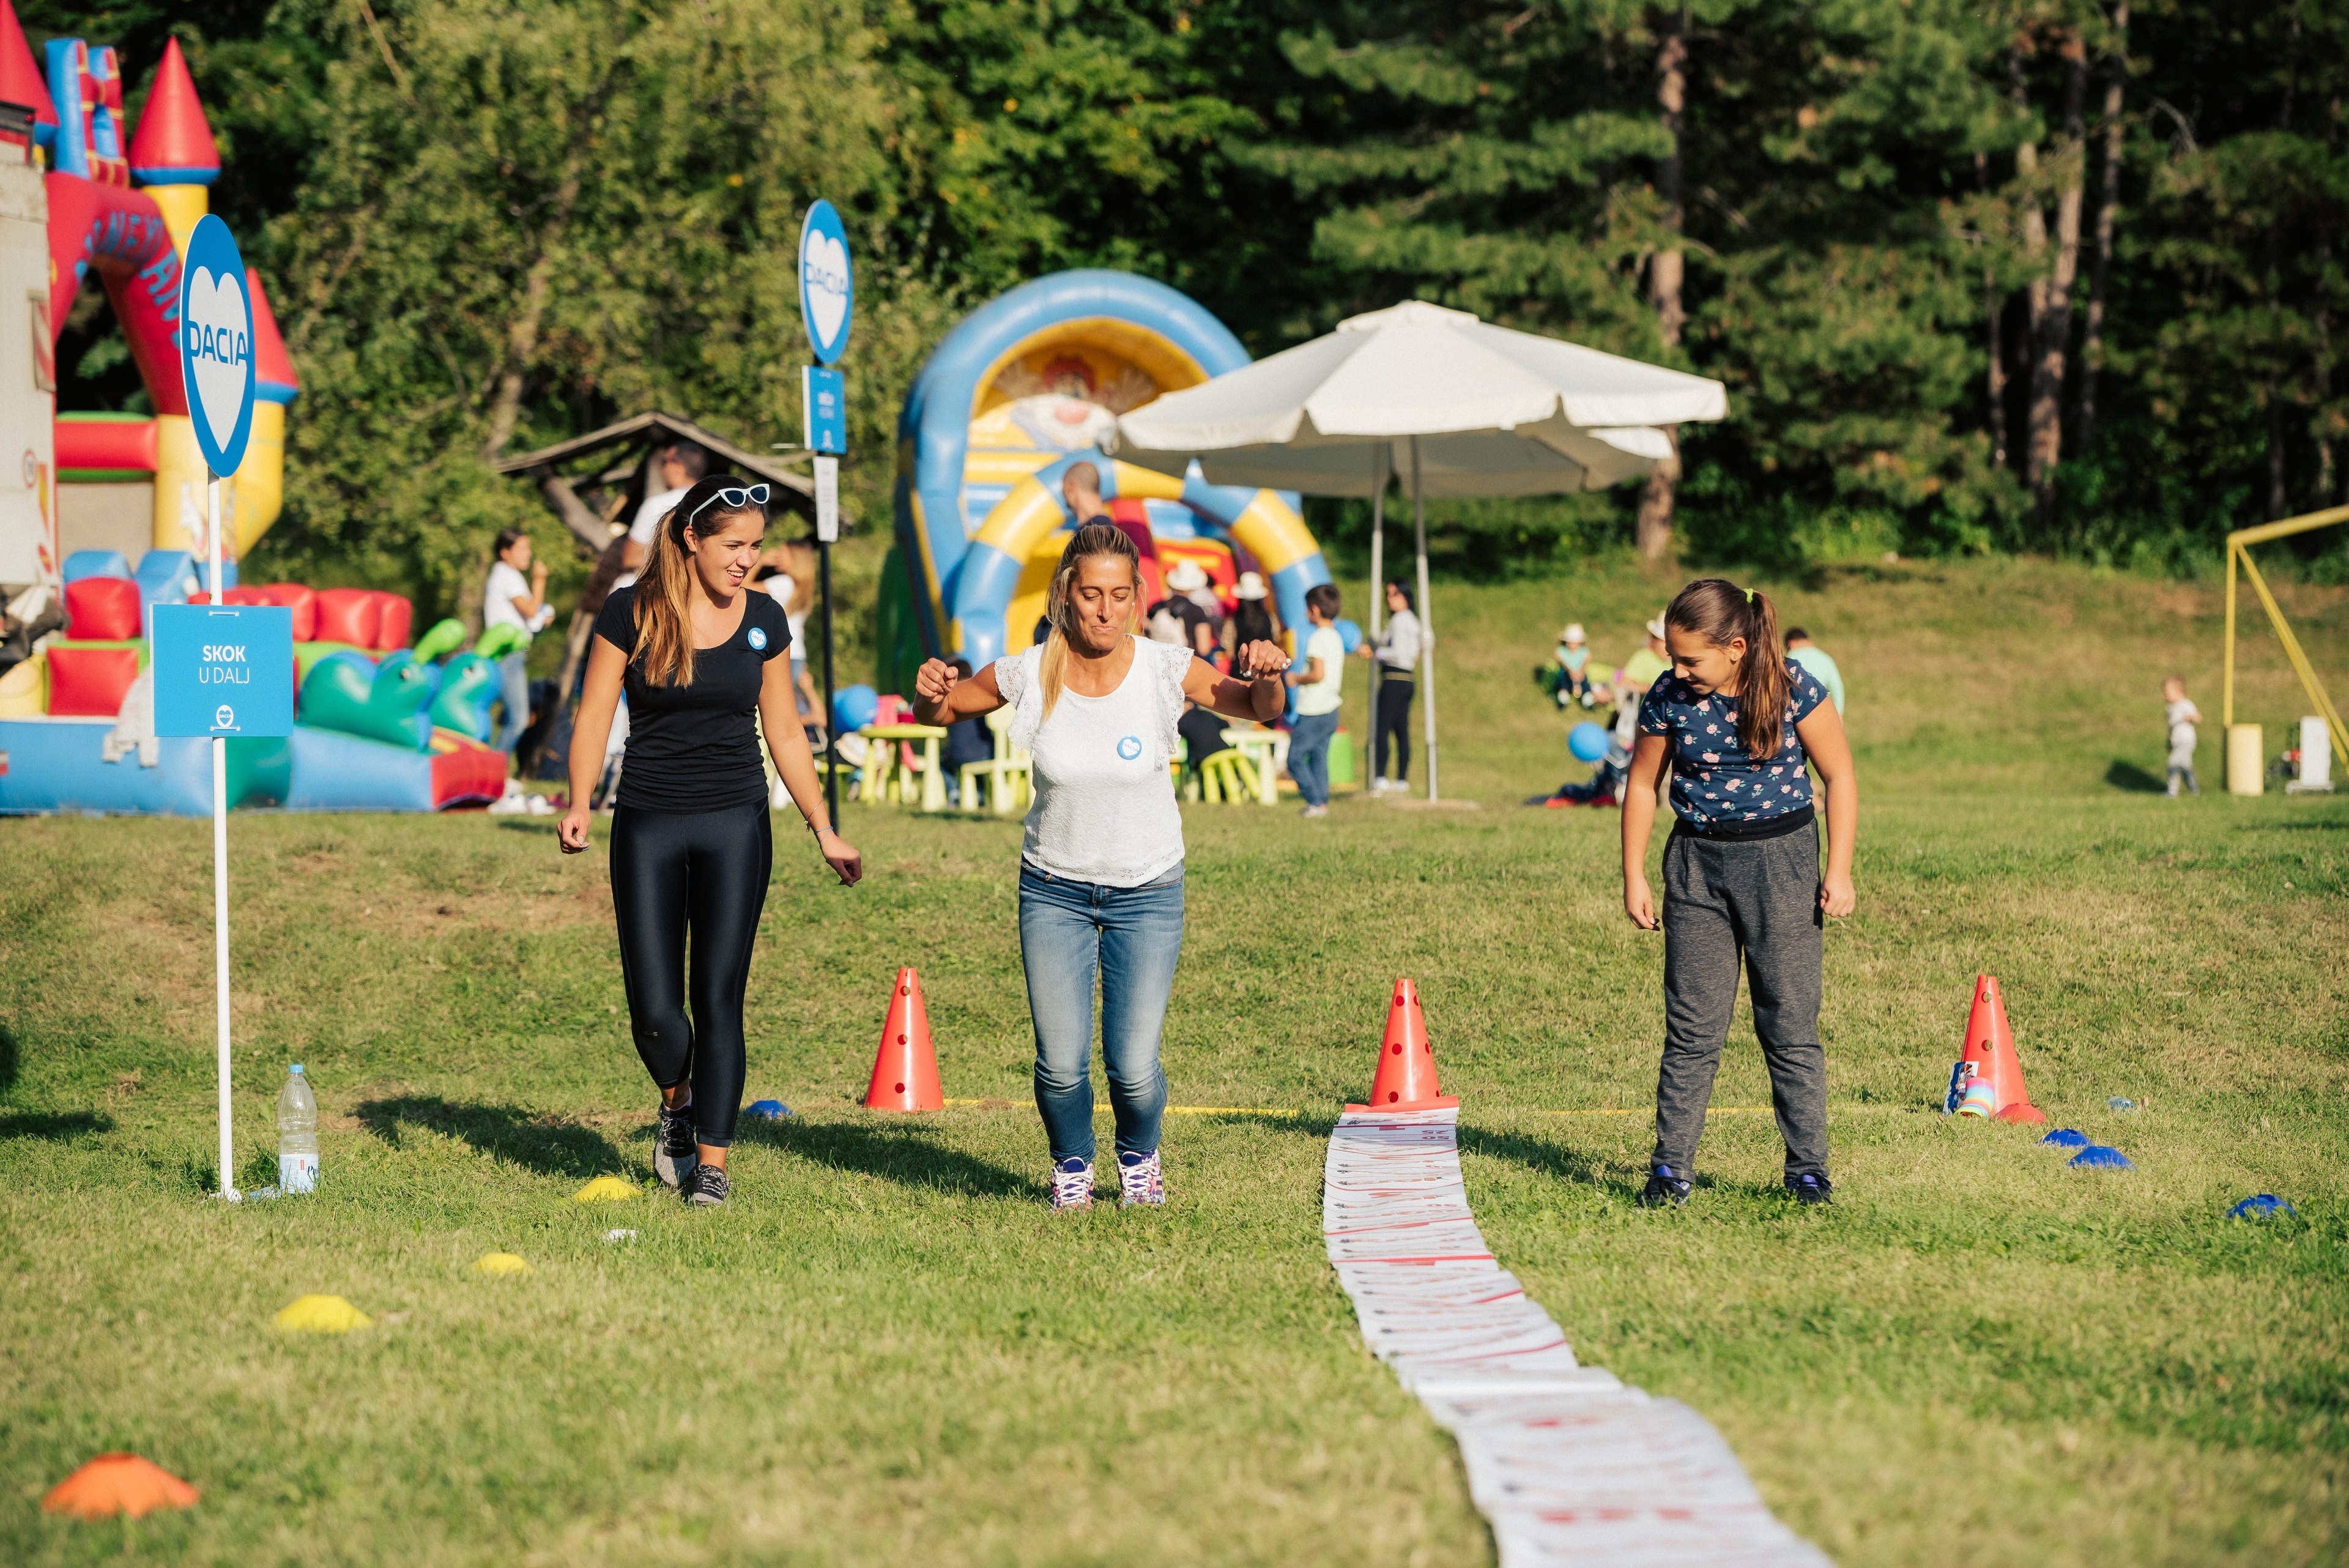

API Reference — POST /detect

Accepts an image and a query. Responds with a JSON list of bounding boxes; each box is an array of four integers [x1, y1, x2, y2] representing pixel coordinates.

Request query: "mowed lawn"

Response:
[[1, 557, 2343, 1567]]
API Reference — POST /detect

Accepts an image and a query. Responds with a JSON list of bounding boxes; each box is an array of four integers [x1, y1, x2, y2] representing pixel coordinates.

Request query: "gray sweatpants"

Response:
[[1654, 823, 1829, 1180]]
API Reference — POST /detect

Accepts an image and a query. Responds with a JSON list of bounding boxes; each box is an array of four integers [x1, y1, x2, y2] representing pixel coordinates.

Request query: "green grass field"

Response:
[[2, 557, 2344, 1566]]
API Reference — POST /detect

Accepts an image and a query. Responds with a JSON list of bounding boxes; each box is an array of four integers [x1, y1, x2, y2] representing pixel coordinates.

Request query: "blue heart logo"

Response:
[[747, 626, 768, 650], [1117, 735, 1141, 760]]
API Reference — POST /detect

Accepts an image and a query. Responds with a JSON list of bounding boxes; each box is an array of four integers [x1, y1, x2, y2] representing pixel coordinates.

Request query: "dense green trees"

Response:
[[29, 0, 2349, 617]]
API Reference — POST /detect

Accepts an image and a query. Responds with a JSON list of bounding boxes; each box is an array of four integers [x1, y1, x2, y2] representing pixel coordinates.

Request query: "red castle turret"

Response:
[[126, 38, 216, 185], [0, 0, 58, 149], [248, 270, 300, 404]]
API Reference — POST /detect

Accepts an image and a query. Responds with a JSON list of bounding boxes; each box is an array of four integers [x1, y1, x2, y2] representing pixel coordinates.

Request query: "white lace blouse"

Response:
[[993, 636, 1190, 886]]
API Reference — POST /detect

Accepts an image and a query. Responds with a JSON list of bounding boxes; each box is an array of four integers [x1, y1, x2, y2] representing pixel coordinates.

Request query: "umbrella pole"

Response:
[[1412, 437, 1436, 801], [1367, 443, 1384, 789]]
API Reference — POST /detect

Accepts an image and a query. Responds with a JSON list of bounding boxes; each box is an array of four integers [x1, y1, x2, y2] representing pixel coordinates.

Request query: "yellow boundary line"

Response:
[[941, 1099, 1305, 1118]]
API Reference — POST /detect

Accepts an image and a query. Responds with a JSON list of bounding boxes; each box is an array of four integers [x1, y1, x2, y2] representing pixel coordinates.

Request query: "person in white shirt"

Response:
[[1355, 578, 1422, 792], [1286, 584, 1346, 817], [483, 529, 556, 754], [616, 439, 710, 589], [911, 522, 1292, 1212]]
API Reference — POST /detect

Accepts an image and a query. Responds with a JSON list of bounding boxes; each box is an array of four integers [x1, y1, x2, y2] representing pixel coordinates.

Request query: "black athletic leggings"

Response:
[[1374, 675, 1414, 781], [610, 801, 771, 1147]]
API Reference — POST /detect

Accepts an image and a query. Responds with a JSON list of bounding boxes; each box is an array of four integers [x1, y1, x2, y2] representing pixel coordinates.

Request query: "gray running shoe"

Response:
[[653, 1101, 699, 1189], [686, 1163, 729, 1208]]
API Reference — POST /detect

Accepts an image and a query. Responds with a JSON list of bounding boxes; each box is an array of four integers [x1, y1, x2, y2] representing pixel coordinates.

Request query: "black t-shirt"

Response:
[[593, 585, 790, 813]]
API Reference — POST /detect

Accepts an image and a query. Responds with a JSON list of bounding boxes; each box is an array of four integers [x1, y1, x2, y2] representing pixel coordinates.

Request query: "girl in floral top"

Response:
[[1619, 579, 1857, 1209]]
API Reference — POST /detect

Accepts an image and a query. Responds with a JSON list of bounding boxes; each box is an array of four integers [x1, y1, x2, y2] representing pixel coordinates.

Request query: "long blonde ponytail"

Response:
[[1037, 521, 1143, 724]]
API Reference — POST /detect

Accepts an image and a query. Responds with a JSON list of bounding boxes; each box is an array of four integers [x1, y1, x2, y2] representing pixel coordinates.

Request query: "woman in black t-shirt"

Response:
[[559, 474, 863, 1208]]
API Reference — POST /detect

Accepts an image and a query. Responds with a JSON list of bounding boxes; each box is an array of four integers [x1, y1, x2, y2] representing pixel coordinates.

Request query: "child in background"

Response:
[[1544, 676, 1641, 807], [2162, 676, 2201, 797], [943, 659, 995, 803], [1549, 623, 1595, 708]]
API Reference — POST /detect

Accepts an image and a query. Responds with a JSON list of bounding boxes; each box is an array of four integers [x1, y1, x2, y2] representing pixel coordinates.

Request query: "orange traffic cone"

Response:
[[1345, 978, 1460, 1112], [1951, 973, 2046, 1124], [864, 967, 946, 1112], [42, 1454, 199, 1519]]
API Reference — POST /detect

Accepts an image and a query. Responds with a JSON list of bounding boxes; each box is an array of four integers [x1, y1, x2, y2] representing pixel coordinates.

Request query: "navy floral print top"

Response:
[[1636, 659, 1831, 828]]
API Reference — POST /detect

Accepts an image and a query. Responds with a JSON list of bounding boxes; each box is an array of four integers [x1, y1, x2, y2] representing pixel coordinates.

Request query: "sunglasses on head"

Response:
[[687, 483, 771, 526]]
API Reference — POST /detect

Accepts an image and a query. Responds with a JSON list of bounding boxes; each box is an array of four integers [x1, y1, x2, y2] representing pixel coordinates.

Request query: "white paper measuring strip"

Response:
[[1326, 1107, 1831, 1567]]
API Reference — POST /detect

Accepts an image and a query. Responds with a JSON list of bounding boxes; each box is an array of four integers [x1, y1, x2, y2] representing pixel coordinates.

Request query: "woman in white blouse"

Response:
[[912, 523, 1290, 1211]]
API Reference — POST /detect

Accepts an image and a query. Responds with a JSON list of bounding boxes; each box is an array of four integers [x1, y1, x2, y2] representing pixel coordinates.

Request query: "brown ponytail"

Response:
[[631, 472, 768, 688], [1664, 578, 1791, 759], [1037, 521, 1143, 723]]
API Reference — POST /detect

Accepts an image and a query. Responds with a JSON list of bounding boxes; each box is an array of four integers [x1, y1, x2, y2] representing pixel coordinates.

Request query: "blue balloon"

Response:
[[2069, 1145, 2135, 1170], [1335, 617, 1363, 654], [2228, 1194, 2295, 1220], [832, 683, 878, 732], [2041, 1128, 2091, 1148], [1568, 721, 1609, 763]]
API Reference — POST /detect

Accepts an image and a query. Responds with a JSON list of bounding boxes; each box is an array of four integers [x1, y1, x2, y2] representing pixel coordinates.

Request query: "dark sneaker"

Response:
[[1787, 1173, 1833, 1206], [1638, 1165, 1693, 1208], [653, 1101, 699, 1190], [686, 1164, 730, 1207]]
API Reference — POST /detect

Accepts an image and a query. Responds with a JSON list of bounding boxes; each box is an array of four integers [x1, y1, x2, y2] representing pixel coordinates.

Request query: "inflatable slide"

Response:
[[883, 271, 1330, 688]]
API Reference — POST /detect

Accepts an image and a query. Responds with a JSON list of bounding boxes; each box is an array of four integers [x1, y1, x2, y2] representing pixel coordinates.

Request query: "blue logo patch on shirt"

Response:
[[747, 626, 768, 651], [1116, 735, 1143, 760]]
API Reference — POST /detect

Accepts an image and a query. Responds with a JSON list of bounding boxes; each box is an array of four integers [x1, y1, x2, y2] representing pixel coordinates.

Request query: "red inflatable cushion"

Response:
[[254, 584, 318, 641], [313, 588, 380, 649], [370, 592, 412, 650], [47, 644, 142, 716], [65, 576, 142, 642], [221, 586, 272, 608]]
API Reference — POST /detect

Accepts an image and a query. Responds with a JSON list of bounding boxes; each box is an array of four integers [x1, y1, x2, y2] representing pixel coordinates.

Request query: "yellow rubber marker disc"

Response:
[[473, 1253, 534, 1276], [573, 1175, 638, 1203], [273, 1294, 373, 1334]]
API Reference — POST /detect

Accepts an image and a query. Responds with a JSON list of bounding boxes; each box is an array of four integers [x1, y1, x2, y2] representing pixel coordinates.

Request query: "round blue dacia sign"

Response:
[[177, 214, 258, 477], [798, 199, 853, 366]]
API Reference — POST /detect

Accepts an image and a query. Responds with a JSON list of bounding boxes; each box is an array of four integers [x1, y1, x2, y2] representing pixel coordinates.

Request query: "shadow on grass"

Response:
[[2105, 759, 2167, 793], [738, 1115, 1034, 1199], [355, 1096, 626, 1179], [1456, 1125, 1620, 1194], [0, 1109, 113, 1142]]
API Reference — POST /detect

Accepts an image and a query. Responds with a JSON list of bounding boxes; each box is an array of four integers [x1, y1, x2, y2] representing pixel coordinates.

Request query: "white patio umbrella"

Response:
[[1115, 300, 1728, 800]]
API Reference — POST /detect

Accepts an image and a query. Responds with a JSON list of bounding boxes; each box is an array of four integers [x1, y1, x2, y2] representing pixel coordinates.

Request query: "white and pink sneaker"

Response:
[[1117, 1149, 1164, 1208], [1048, 1157, 1094, 1211]]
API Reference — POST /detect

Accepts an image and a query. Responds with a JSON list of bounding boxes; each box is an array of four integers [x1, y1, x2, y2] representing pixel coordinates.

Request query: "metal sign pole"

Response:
[[1367, 444, 1384, 786], [1412, 437, 1437, 801], [208, 470, 233, 1200], [820, 536, 837, 820]]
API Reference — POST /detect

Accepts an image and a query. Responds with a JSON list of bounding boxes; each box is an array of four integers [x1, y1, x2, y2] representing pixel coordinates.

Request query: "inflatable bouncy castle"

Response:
[[0, 16, 510, 814], [0, 12, 297, 577], [883, 271, 1330, 690]]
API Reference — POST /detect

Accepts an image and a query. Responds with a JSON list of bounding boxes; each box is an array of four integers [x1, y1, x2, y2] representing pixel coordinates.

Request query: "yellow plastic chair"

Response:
[[1197, 748, 1261, 804], [957, 705, 1032, 815]]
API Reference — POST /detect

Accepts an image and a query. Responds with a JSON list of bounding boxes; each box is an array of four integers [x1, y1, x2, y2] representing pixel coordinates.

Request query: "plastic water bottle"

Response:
[[277, 1065, 319, 1194]]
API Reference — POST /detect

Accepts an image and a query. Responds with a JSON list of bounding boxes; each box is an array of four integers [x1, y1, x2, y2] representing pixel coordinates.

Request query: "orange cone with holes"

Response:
[[864, 967, 946, 1112], [1952, 973, 2046, 1124], [1346, 978, 1460, 1112]]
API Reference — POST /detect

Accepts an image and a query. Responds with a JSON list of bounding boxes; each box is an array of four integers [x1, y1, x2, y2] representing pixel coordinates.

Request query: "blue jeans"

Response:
[[494, 648, 531, 754], [1289, 710, 1340, 806], [1018, 861, 1182, 1164]]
